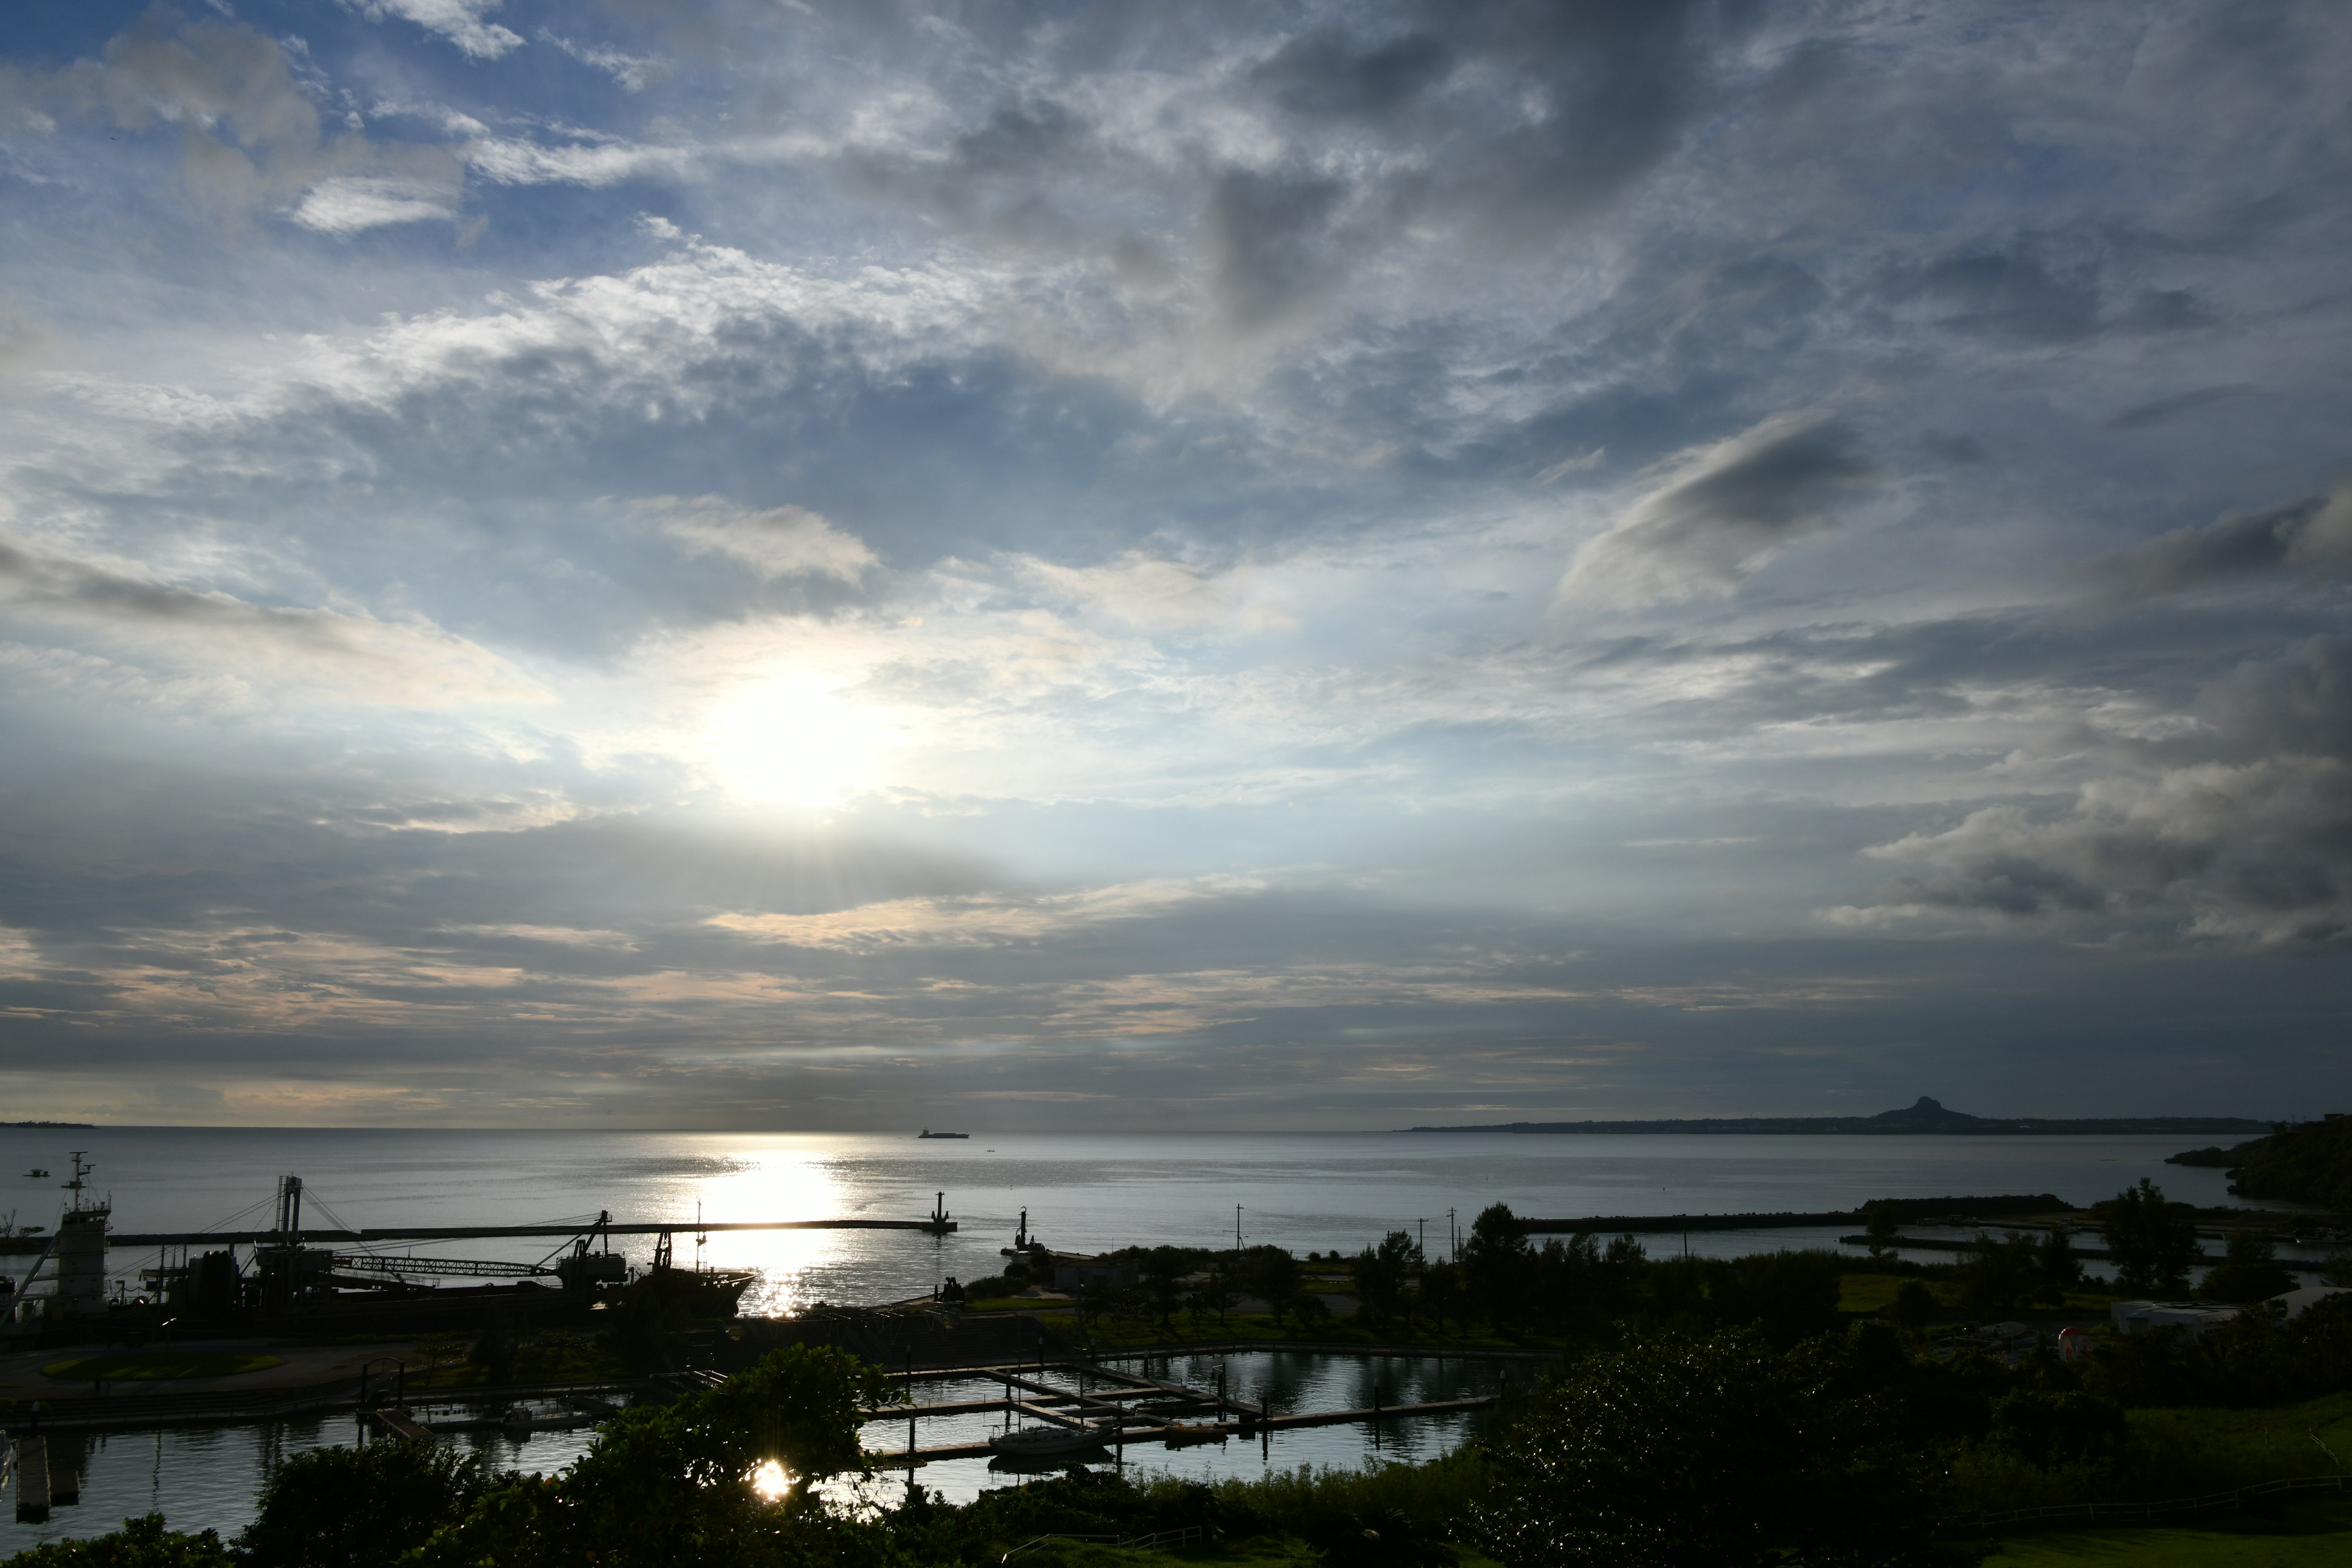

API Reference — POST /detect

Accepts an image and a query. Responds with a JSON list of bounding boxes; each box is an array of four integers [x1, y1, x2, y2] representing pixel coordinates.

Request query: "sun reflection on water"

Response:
[[666, 1137, 859, 1316]]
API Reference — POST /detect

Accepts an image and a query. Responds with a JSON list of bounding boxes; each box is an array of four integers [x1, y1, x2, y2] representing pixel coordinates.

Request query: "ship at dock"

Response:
[[0, 1160, 756, 1343]]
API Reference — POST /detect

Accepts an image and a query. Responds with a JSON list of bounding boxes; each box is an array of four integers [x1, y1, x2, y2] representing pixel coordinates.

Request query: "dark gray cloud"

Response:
[[2088, 478, 2352, 604], [1558, 412, 1876, 606], [1248, 28, 1453, 122], [2103, 385, 2250, 431]]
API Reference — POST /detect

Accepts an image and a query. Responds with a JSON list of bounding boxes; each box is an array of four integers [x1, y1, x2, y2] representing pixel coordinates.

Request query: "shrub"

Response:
[[1474, 1329, 1940, 1568], [236, 1442, 499, 1568]]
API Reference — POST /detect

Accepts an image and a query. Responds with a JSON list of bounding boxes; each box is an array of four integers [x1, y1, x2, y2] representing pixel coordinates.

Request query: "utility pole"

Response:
[[1235, 1204, 1243, 1254], [1417, 1218, 1427, 1259], [1448, 1207, 1457, 1262]]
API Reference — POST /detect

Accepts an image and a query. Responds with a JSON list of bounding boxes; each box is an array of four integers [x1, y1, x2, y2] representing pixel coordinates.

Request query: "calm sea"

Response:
[[0, 1126, 2255, 1314]]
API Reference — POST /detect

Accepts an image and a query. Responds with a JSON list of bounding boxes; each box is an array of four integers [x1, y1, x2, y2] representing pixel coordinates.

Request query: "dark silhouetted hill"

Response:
[[2168, 1115, 2352, 1207], [1411, 1096, 2268, 1136]]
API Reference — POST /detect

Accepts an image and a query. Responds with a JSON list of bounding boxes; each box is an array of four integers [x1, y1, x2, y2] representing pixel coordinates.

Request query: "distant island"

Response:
[[1408, 1096, 2270, 1137], [0, 1120, 96, 1129]]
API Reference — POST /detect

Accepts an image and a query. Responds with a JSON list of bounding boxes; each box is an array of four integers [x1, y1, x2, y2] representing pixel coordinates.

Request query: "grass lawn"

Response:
[[1978, 1495, 2352, 1565], [41, 1351, 281, 1381]]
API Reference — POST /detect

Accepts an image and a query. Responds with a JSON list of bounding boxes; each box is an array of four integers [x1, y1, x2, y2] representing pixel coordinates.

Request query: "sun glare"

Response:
[[751, 1459, 792, 1501], [707, 673, 881, 805]]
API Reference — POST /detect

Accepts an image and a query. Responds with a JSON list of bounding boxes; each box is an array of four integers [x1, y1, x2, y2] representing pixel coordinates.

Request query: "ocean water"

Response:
[[0, 1126, 2289, 1550], [0, 1126, 2263, 1314]]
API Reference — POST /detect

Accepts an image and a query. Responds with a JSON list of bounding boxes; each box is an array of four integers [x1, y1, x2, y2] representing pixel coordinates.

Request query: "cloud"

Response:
[[637, 496, 877, 582], [1248, 27, 1454, 121], [0, 534, 522, 703], [1010, 552, 1294, 635], [708, 875, 1265, 954], [540, 31, 666, 92], [1203, 167, 1352, 333], [463, 136, 695, 187], [342, 0, 523, 62], [292, 173, 459, 233], [1557, 412, 1875, 608], [14, 10, 462, 225], [1830, 631, 2352, 948], [1835, 755, 2352, 944], [2101, 384, 2249, 432], [1898, 244, 2103, 342], [2088, 478, 2352, 604]]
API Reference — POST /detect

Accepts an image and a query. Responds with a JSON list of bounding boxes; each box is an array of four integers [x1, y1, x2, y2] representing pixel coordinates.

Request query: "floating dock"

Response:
[[855, 1357, 1496, 1468]]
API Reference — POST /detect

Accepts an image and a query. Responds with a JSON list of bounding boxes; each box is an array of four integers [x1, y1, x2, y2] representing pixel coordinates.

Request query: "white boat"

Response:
[[989, 1423, 1111, 1457]]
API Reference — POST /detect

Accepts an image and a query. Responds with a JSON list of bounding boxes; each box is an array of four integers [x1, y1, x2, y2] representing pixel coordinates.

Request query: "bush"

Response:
[[1474, 1329, 1940, 1568], [2197, 1231, 2296, 1303], [0, 1513, 233, 1567], [1987, 1389, 2125, 1468], [236, 1442, 500, 1568]]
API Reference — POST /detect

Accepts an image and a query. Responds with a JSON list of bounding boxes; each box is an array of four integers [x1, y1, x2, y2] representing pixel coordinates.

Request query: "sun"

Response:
[[706, 673, 881, 806], [750, 1458, 793, 1501]]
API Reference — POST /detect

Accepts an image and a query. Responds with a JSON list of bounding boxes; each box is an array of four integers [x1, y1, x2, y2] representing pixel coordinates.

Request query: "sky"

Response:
[[0, 1, 2348, 1131]]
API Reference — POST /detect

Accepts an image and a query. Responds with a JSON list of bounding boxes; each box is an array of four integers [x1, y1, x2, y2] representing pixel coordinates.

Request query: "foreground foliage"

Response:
[[1474, 1326, 1943, 1568]]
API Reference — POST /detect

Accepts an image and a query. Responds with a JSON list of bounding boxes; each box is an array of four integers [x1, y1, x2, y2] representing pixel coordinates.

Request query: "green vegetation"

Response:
[[1476, 1328, 1940, 1567], [2198, 1230, 2299, 1304], [2093, 1180, 2203, 1296], [1978, 1496, 2352, 1566], [237, 1444, 499, 1568], [1, 1514, 235, 1567], [40, 1353, 280, 1382], [2168, 1115, 2352, 1208]]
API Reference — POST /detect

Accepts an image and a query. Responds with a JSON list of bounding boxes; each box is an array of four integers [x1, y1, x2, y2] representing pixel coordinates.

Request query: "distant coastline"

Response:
[[0, 1120, 96, 1129], [1407, 1096, 2270, 1137]]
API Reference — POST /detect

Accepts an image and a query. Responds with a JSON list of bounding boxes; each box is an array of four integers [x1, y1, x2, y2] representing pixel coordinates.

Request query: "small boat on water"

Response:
[[918, 1130, 969, 1139], [24, 1169, 50, 1178], [989, 1424, 1111, 1458]]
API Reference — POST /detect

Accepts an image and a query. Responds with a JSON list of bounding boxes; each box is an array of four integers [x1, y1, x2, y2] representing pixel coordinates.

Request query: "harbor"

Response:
[[2, 1157, 957, 1344]]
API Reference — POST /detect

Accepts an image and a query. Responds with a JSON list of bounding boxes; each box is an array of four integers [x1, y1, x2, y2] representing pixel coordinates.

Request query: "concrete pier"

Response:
[[12, 1437, 48, 1524]]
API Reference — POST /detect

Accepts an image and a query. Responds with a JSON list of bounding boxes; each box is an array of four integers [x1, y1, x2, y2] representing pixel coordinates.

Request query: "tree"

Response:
[[1352, 1231, 1423, 1327], [1956, 1233, 2039, 1320], [1889, 1279, 1937, 1336], [2037, 1229, 2083, 1303], [2198, 1230, 2296, 1303], [1238, 1245, 1302, 1327], [1474, 1329, 1939, 1568], [1712, 1251, 1844, 1347], [1459, 1204, 1536, 1329], [1140, 1247, 1191, 1327], [417, 1343, 894, 1568], [1863, 1204, 1901, 1263], [1188, 1264, 1235, 1327], [237, 1441, 499, 1568], [1419, 1261, 1461, 1333], [2095, 1178, 2202, 1296]]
